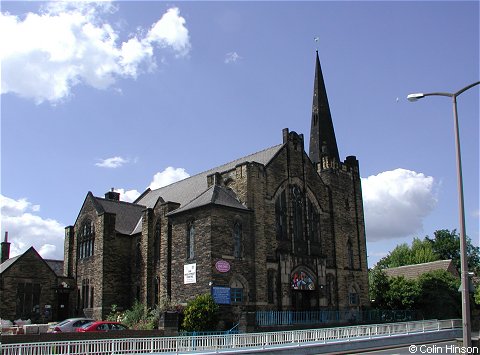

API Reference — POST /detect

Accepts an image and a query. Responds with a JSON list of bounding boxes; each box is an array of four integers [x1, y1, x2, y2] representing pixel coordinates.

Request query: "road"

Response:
[[351, 340, 477, 354]]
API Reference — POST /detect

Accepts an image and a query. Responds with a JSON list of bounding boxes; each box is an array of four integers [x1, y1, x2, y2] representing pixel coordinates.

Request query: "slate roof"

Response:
[[0, 255, 21, 274], [383, 259, 459, 280], [88, 144, 283, 236], [135, 144, 283, 210], [168, 185, 250, 216], [0, 248, 62, 277], [45, 259, 64, 277], [94, 197, 146, 235]]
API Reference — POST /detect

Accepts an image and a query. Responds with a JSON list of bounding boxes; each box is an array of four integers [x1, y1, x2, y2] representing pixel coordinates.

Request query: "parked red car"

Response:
[[76, 321, 128, 332]]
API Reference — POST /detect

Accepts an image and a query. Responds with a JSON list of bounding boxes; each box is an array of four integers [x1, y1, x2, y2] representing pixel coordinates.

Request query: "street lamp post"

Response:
[[407, 80, 480, 348]]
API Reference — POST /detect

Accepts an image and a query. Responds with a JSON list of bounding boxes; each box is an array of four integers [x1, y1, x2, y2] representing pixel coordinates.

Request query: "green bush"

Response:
[[416, 270, 461, 319], [107, 301, 161, 330], [475, 283, 480, 306], [181, 294, 219, 332]]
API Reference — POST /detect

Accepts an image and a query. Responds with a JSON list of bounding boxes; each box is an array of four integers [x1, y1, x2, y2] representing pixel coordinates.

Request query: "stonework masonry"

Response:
[[61, 52, 370, 326]]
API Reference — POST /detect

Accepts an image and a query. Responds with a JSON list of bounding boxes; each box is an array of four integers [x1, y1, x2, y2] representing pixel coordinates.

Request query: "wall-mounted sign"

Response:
[[212, 286, 231, 304], [184, 263, 196, 284], [215, 260, 231, 273]]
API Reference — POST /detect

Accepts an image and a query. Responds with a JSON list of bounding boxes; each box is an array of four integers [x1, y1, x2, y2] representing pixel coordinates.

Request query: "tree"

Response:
[[416, 270, 461, 319], [376, 238, 437, 269], [375, 230, 480, 275], [426, 229, 480, 275], [411, 238, 437, 264], [369, 268, 390, 309], [369, 268, 420, 311], [384, 276, 420, 310], [475, 283, 480, 306], [181, 294, 219, 332]]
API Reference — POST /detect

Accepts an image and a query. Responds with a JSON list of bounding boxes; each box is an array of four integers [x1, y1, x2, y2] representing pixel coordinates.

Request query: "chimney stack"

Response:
[[1, 231, 11, 263], [105, 188, 120, 201]]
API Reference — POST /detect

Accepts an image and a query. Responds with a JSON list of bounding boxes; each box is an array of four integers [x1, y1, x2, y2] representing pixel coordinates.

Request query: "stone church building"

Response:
[[64, 52, 369, 322]]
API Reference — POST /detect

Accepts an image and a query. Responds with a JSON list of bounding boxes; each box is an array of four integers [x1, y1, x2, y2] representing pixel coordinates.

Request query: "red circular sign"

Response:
[[215, 260, 231, 273]]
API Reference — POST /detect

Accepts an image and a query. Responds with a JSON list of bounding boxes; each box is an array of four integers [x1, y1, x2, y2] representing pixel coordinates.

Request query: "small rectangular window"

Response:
[[349, 292, 359, 305], [231, 288, 243, 303]]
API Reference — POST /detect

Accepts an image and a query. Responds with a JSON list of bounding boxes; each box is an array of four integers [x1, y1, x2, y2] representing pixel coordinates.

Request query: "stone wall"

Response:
[[0, 249, 59, 323]]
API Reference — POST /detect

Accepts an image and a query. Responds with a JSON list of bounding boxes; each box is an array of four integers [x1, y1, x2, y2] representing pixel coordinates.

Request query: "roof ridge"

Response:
[[149, 143, 284, 194], [386, 259, 452, 270], [95, 196, 146, 208]]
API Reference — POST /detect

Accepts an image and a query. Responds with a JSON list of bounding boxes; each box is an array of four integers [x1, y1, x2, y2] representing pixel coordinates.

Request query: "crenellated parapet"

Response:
[[316, 154, 360, 177]]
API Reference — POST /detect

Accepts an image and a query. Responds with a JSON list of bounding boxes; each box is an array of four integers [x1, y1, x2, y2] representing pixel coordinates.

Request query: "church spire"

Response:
[[309, 50, 340, 164]]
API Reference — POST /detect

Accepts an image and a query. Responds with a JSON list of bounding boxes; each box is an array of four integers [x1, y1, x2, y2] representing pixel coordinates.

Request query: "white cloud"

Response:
[[0, 4, 190, 104], [149, 167, 190, 190], [224, 51, 241, 64], [361, 168, 437, 242], [146, 7, 191, 57], [95, 156, 128, 168], [113, 166, 190, 203], [0, 195, 65, 260], [114, 188, 141, 203]]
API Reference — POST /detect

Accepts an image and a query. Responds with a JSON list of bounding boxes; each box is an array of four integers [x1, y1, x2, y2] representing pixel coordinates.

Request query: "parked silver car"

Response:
[[48, 318, 94, 333]]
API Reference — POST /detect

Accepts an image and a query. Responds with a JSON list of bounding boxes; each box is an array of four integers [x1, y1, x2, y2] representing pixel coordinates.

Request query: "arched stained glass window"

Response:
[[307, 198, 320, 243], [292, 186, 304, 240], [291, 270, 315, 290], [347, 240, 354, 269], [275, 189, 287, 240]]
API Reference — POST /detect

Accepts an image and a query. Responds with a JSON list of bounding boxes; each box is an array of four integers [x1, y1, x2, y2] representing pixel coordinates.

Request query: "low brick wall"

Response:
[[1, 329, 165, 344]]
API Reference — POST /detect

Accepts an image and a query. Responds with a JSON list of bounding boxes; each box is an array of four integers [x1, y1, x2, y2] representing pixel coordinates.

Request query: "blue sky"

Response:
[[1, 1, 479, 268]]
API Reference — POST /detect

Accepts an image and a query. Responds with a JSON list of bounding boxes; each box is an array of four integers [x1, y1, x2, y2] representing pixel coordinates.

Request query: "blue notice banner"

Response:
[[212, 286, 231, 305]]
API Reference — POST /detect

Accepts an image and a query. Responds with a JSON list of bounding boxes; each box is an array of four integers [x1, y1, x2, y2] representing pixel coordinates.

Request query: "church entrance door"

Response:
[[291, 269, 316, 311], [292, 290, 314, 311]]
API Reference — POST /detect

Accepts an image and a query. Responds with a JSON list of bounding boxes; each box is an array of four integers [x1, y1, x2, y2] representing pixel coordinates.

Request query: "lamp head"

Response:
[[407, 93, 425, 102]]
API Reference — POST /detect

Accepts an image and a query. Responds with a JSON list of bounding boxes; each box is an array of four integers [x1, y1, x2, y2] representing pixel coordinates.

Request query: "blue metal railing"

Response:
[[256, 309, 417, 326], [180, 322, 240, 337]]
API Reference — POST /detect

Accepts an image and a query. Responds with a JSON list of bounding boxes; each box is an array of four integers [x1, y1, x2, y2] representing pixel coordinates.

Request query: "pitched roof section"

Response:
[[0, 247, 60, 277], [136, 144, 283, 210], [94, 197, 146, 235], [383, 259, 459, 280], [0, 255, 21, 274], [168, 185, 249, 216], [45, 259, 64, 277]]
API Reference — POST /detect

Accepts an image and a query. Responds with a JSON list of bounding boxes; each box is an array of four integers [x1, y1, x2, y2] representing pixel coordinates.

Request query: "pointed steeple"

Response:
[[309, 51, 340, 164]]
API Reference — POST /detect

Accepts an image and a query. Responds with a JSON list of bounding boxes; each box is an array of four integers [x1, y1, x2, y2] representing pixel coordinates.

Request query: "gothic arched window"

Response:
[[275, 189, 287, 240], [186, 222, 195, 260], [349, 285, 359, 306], [307, 198, 320, 243], [233, 221, 242, 259], [347, 240, 354, 269], [292, 186, 304, 240], [154, 221, 161, 264], [78, 220, 94, 259]]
